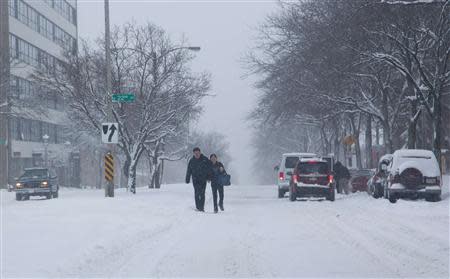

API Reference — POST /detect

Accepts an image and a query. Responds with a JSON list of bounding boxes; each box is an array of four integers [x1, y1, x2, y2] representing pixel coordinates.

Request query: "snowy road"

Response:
[[1, 177, 449, 278]]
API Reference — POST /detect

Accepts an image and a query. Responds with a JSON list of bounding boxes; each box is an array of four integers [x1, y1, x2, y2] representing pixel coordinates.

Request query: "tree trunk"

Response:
[[333, 120, 341, 162], [126, 158, 138, 194], [433, 96, 442, 170], [407, 98, 421, 149], [349, 114, 363, 170], [365, 115, 373, 169], [148, 156, 154, 188], [381, 89, 393, 153]]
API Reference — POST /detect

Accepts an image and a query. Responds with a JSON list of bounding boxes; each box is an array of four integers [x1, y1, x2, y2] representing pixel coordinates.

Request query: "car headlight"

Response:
[[41, 181, 49, 187], [15, 183, 22, 188]]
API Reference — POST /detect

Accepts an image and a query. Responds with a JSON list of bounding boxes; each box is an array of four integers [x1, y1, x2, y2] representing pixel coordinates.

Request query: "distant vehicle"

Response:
[[349, 169, 374, 193], [368, 154, 393, 198], [275, 153, 317, 198], [385, 149, 441, 203], [14, 168, 59, 201], [289, 158, 335, 202]]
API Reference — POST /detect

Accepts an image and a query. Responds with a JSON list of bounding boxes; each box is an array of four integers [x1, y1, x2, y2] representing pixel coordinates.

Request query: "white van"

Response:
[[276, 153, 317, 198]]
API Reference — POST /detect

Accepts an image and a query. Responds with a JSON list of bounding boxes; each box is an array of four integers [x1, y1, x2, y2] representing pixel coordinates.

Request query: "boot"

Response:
[[214, 206, 218, 213], [219, 204, 224, 211]]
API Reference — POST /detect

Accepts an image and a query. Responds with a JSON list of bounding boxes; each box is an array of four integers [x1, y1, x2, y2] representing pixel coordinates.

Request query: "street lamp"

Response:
[[42, 134, 49, 167]]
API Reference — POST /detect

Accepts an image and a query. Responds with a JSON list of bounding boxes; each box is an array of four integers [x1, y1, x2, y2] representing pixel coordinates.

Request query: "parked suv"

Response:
[[15, 168, 59, 201], [368, 154, 392, 198], [385, 149, 441, 203], [289, 158, 335, 201], [275, 153, 316, 198]]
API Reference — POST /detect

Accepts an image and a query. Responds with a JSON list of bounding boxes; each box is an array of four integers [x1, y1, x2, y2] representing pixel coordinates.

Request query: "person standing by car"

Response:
[[338, 162, 351, 194], [334, 161, 351, 194], [210, 154, 226, 213], [186, 147, 212, 212]]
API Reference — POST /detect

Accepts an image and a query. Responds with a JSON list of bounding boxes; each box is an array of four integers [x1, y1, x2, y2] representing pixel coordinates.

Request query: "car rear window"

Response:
[[298, 162, 329, 174], [285, 157, 299, 168]]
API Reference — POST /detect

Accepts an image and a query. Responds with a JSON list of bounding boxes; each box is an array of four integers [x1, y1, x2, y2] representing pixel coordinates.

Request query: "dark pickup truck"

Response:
[[14, 168, 59, 201]]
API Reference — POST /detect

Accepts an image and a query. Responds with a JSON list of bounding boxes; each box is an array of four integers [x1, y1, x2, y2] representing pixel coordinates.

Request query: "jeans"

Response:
[[193, 180, 207, 210], [211, 183, 224, 210]]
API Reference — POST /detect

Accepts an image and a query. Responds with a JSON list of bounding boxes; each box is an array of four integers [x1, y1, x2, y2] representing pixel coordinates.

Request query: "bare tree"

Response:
[[33, 22, 210, 192]]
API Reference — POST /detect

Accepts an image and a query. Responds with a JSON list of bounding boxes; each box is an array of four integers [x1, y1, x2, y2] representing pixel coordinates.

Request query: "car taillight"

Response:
[[293, 174, 298, 183], [279, 172, 284, 181], [328, 174, 333, 184]]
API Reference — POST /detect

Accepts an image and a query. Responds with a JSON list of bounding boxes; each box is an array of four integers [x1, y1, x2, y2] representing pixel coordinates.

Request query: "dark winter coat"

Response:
[[211, 161, 226, 187], [334, 163, 351, 180], [186, 154, 213, 184]]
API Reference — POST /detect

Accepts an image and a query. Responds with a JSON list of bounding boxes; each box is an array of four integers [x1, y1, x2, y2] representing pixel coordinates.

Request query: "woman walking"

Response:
[[210, 154, 226, 213]]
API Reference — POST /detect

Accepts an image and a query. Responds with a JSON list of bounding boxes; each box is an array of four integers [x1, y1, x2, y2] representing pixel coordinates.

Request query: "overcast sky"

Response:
[[77, 0, 276, 184]]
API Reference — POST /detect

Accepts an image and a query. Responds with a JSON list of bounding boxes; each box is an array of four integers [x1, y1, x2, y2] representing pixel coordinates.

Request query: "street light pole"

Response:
[[104, 0, 114, 197], [43, 134, 49, 167]]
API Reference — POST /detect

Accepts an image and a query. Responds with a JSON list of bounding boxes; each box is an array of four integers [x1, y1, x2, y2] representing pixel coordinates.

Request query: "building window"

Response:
[[31, 120, 42, 142], [13, 1, 77, 53], [22, 119, 32, 141], [39, 16, 53, 41], [17, 37, 39, 67], [8, 0, 17, 17], [44, 0, 76, 26], [17, 0, 27, 25], [27, 4, 39, 32], [9, 34, 17, 59]]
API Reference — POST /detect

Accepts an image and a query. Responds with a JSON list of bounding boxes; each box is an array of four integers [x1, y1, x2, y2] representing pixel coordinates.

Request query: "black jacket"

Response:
[[334, 163, 351, 180], [186, 154, 213, 184], [211, 161, 226, 186]]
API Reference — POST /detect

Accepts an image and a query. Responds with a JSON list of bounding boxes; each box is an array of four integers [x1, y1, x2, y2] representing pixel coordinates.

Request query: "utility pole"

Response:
[[0, 0, 10, 188], [104, 0, 114, 197]]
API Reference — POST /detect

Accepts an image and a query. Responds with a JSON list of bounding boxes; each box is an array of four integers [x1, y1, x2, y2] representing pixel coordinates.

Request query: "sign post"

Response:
[[104, 153, 114, 197]]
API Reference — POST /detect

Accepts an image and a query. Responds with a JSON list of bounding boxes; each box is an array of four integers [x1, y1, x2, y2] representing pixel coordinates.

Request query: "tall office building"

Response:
[[0, 0, 78, 187]]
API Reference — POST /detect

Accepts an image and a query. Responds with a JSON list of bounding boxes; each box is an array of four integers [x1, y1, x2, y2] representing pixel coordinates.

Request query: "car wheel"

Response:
[[388, 192, 397, 203], [278, 189, 284, 199], [24, 195, 30, 200], [16, 193, 22, 201], [46, 193, 52, 199], [53, 191, 59, 198], [426, 194, 441, 202], [327, 187, 335, 201]]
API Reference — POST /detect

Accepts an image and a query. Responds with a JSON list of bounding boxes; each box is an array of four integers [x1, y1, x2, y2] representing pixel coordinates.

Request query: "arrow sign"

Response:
[[108, 124, 117, 142], [102, 123, 119, 144]]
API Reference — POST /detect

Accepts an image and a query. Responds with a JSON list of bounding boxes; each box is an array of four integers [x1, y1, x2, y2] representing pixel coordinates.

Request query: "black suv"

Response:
[[289, 158, 335, 201], [14, 168, 59, 201]]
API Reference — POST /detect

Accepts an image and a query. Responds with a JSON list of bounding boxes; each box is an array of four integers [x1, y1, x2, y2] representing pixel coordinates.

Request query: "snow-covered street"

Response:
[[1, 177, 449, 278]]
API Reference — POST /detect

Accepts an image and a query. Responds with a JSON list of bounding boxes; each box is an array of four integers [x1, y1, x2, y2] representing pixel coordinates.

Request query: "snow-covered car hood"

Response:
[[397, 160, 440, 177]]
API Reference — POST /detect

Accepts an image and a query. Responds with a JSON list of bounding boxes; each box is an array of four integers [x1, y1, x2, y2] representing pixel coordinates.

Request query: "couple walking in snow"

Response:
[[185, 147, 228, 213]]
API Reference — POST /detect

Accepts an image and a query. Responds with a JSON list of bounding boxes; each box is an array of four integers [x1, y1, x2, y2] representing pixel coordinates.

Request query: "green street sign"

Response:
[[112, 94, 135, 103], [0, 138, 6, 145]]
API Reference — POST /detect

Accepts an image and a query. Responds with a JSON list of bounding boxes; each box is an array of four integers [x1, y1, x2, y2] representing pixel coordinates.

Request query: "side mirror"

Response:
[[274, 165, 279, 172], [287, 171, 293, 176], [51, 175, 57, 179], [14, 177, 18, 181]]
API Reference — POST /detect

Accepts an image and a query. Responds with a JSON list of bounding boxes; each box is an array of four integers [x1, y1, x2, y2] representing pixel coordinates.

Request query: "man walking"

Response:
[[186, 147, 212, 212]]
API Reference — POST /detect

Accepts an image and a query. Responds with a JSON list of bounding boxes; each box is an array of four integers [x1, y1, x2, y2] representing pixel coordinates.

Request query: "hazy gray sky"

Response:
[[77, 0, 276, 184]]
